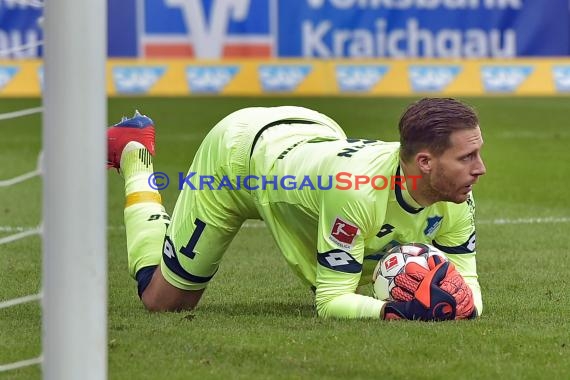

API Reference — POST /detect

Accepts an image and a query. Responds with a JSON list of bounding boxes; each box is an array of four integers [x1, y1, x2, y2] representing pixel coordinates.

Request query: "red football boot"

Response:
[[107, 110, 155, 170]]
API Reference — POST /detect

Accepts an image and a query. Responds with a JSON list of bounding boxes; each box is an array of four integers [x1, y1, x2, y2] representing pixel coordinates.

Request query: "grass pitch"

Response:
[[1, 97, 569, 379]]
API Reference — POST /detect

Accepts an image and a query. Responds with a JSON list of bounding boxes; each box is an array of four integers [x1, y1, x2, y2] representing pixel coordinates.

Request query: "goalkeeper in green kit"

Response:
[[107, 98, 486, 321]]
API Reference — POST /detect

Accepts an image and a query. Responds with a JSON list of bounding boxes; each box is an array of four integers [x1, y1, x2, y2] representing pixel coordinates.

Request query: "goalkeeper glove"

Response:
[[426, 255, 476, 319], [389, 261, 429, 302], [387, 255, 476, 320], [383, 259, 456, 321]]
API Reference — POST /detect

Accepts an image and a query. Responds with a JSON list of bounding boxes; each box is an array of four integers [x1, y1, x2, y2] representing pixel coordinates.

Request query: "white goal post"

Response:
[[43, 0, 107, 379]]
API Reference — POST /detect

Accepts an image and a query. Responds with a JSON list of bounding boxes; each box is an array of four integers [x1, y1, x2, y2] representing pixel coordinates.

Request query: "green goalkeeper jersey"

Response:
[[250, 125, 482, 319]]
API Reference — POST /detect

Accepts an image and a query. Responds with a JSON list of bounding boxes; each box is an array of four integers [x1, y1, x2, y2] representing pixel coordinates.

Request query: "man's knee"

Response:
[[141, 296, 190, 312], [139, 269, 204, 312], [141, 290, 203, 312]]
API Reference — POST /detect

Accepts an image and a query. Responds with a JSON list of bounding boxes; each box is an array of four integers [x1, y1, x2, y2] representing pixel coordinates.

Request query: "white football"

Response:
[[372, 243, 447, 301]]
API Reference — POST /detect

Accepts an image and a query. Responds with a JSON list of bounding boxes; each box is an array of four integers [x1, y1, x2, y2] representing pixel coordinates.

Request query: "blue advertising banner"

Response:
[[1, 0, 570, 58], [278, 0, 570, 58], [0, 0, 43, 58], [108, 0, 138, 57]]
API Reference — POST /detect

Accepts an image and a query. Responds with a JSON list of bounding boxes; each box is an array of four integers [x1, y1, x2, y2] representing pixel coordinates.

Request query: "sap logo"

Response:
[[335, 65, 388, 92], [113, 66, 166, 94], [0, 66, 18, 90], [409, 66, 461, 92], [481, 66, 533, 93], [258, 65, 311, 92], [186, 66, 239, 93], [552, 66, 570, 92]]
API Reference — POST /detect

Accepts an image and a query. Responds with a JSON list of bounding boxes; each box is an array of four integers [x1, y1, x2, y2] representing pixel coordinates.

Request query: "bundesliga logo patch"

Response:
[[383, 255, 401, 271], [329, 217, 359, 249]]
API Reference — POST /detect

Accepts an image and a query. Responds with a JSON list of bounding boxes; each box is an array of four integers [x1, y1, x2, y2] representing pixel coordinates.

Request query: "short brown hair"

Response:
[[399, 98, 479, 162]]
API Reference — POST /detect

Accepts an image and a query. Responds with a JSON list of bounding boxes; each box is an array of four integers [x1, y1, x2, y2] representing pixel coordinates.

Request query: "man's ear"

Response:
[[416, 151, 432, 174]]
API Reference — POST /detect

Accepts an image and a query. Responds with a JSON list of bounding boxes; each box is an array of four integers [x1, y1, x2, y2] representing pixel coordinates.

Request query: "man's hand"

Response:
[[383, 260, 456, 321], [389, 261, 429, 302], [385, 256, 476, 320], [428, 256, 476, 319]]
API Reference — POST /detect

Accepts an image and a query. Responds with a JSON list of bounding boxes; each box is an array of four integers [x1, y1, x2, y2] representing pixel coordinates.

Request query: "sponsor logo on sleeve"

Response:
[[335, 65, 388, 92], [409, 65, 461, 92], [481, 65, 533, 93], [0, 66, 19, 90], [185, 65, 240, 93], [258, 64, 312, 92], [112, 66, 166, 94], [329, 217, 359, 249]]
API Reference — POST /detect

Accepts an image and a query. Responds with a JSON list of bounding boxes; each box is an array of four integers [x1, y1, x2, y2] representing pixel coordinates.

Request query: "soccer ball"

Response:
[[372, 243, 447, 301]]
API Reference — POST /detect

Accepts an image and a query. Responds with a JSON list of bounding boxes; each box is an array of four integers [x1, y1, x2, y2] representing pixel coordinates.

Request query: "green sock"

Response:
[[121, 145, 169, 278]]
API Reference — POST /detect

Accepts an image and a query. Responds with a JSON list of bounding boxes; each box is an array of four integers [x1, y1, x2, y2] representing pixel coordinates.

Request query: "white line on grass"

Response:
[[0, 355, 42, 372], [0, 226, 28, 232], [0, 106, 43, 121], [0, 293, 42, 309], [240, 217, 570, 228], [0, 168, 41, 187], [477, 216, 570, 225], [1, 216, 570, 235], [0, 227, 41, 244]]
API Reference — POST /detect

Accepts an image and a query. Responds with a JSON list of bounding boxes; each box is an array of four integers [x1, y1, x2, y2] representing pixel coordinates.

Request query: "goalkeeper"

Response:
[[108, 98, 486, 321]]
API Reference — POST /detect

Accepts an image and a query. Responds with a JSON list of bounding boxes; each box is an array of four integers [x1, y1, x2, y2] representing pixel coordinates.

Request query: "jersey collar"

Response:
[[395, 165, 424, 214]]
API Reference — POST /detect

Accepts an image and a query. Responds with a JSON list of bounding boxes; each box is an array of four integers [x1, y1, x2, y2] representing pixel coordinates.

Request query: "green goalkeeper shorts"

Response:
[[160, 106, 346, 290]]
